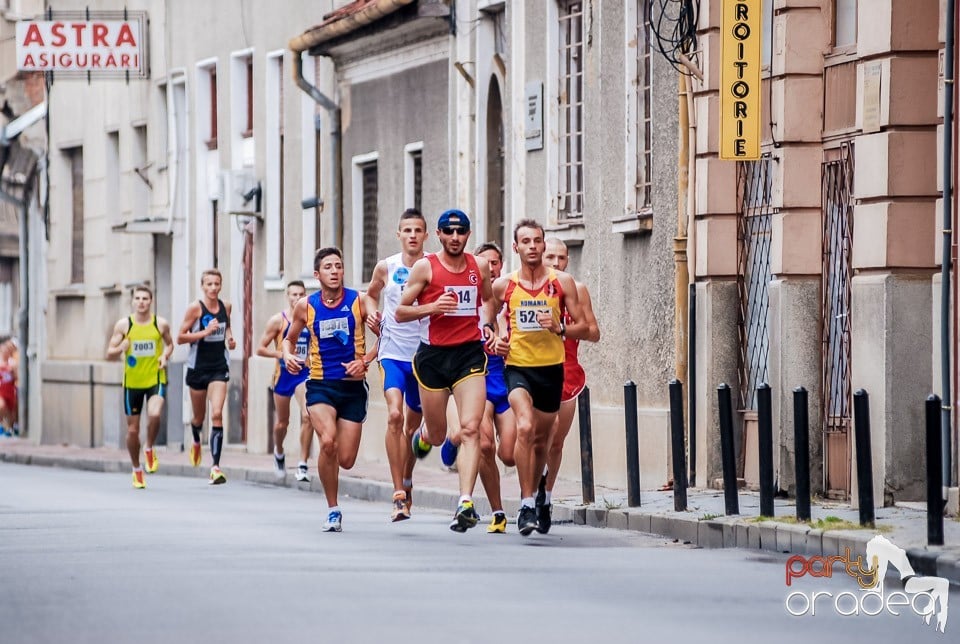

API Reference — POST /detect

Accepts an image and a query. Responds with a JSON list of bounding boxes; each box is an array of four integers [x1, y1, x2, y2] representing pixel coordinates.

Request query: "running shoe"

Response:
[[403, 484, 413, 511], [189, 442, 202, 467], [440, 438, 459, 470], [449, 500, 480, 533], [209, 466, 227, 485], [295, 463, 310, 482], [487, 512, 507, 534], [411, 428, 432, 459], [391, 491, 411, 522], [517, 506, 539, 536], [132, 470, 146, 489], [535, 471, 547, 510], [536, 503, 553, 534], [144, 449, 159, 474], [273, 453, 286, 479], [323, 510, 343, 532]]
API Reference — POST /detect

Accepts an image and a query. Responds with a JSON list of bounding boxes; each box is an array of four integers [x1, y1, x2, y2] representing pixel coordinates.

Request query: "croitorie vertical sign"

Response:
[[719, 0, 761, 159]]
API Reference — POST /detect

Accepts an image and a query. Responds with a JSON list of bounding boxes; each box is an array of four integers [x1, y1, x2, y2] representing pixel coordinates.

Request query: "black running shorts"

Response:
[[413, 341, 487, 392], [504, 364, 564, 414]]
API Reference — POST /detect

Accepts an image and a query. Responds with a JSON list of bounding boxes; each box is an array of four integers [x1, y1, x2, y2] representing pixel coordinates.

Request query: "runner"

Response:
[[539, 237, 601, 533], [177, 269, 236, 485], [256, 280, 313, 481], [395, 209, 500, 533], [106, 285, 175, 489], [363, 208, 428, 521], [491, 219, 587, 535], [282, 247, 370, 533]]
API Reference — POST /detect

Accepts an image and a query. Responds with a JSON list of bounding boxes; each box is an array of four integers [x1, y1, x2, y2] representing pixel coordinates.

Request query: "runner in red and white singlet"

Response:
[[396, 209, 501, 533]]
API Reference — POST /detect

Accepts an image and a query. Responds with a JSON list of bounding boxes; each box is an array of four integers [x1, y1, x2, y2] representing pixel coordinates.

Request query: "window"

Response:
[[360, 162, 379, 282], [351, 152, 379, 283], [404, 142, 423, 212], [207, 68, 218, 150], [834, 0, 857, 47], [636, 1, 652, 209], [65, 147, 84, 284], [211, 198, 220, 268], [105, 131, 119, 224], [266, 52, 285, 277], [132, 125, 149, 218], [558, 0, 584, 220], [242, 57, 253, 138]]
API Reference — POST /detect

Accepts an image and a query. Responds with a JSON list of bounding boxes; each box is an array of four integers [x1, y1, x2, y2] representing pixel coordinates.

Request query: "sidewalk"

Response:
[[1, 437, 958, 585]]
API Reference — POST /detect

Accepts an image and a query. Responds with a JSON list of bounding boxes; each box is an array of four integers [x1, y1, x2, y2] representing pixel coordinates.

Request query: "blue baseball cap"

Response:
[[437, 209, 471, 231]]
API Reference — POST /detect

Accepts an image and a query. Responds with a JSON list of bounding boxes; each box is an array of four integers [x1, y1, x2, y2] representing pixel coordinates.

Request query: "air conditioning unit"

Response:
[[221, 169, 261, 216]]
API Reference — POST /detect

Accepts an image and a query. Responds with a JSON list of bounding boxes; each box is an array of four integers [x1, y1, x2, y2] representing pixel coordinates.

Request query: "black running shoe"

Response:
[[449, 500, 480, 533], [536, 503, 552, 534], [535, 472, 547, 510], [517, 506, 539, 536]]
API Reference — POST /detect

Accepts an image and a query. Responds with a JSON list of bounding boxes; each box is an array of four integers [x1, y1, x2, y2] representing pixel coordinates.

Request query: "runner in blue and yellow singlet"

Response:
[[106, 285, 175, 489], [282, 247, 370, 533], [257, 280, 313, 482], [491, 219, 589, 536]]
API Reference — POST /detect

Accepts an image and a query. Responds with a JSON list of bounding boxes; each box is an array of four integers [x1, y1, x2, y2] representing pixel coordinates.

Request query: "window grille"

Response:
[[361, 162, 379, 282], [558, 0, 584, 220]]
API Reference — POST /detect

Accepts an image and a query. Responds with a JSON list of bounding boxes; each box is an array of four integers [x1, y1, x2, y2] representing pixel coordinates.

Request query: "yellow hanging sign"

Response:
[[719, 0, 762, 160]]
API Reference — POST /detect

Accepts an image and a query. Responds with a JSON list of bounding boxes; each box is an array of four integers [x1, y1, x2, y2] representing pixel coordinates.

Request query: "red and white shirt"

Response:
[[418, 253, 482, 346]]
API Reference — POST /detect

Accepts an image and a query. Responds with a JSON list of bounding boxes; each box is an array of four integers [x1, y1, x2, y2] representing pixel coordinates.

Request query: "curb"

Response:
[[3, 451, 958, 585]]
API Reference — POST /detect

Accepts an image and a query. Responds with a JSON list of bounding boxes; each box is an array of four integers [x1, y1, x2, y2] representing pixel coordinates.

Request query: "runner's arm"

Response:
[[176, 302, 207, 345], [577, 282, 600, 342], [557, 273, 589, 340], [105, 319, 130, 359], [224, 303, 237, 351], [364, 260, 388, 334], [281, 299, 308, 374], [157, 317, 175, 369], [395, 259, 435, 322], [256, 314, 283, 359]]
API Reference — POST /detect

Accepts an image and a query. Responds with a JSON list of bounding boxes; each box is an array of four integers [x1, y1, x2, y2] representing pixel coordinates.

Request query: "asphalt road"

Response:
[[0, 462, 954, 644]]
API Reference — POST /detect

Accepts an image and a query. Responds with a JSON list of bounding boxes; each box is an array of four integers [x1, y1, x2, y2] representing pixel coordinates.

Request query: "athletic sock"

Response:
[[545, 491, 552, 505], [210, 426, 224, 466], [459, 494, 472, 505], [191, 424, 202, 444], [402, 478, 412, 488], [521, 496, 536, 509], [329, 505, 341, 514]]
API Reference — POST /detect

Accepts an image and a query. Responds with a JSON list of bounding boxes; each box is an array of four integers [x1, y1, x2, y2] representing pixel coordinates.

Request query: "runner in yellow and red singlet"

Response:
[[491, 219, 588, 536]]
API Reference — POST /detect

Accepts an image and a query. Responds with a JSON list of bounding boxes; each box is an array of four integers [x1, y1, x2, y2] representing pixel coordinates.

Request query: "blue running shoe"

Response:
[[323, 510, 343, 532], [440, 438, 458, 468], [411, 428, 432, 460]]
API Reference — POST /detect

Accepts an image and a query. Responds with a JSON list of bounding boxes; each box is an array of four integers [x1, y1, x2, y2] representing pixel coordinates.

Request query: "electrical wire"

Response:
[[648, 0, 700, 76]]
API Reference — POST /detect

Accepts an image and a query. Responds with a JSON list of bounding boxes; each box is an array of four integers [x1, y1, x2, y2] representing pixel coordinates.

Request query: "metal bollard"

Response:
[[852, 389, 876, 527], [577, 386, 595, 505], [624, 380, 641, 507], [668, 379, 688, 511], [717, 383, 740, 515], [757, 383, 774, 517], [793, 387, 811, 522], [926, 394, 944, 546]]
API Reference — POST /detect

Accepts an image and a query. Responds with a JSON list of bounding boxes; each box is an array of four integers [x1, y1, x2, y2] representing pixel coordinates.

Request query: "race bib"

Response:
[[318, 317, 350, 342], [444, 286, 477, 317], [295, 340, 309, 360], [516, 307, 551, 332], [131, 340, 156, 357]]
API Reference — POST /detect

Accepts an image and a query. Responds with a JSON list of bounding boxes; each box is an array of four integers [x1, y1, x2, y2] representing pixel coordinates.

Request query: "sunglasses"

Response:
[[440, 226, 467, 235]]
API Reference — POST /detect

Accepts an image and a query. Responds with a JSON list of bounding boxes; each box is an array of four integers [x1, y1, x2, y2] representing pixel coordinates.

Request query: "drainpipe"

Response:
[[291, 51, 342, 250], [942, 0, 956, 488]]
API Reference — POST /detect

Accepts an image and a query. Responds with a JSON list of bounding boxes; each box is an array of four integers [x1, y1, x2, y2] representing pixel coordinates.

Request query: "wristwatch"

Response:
[[558, 321, 566, 338]]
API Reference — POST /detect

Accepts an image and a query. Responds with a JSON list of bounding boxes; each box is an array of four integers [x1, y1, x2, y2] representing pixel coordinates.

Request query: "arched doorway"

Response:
[[486, 76, 505, 249]]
